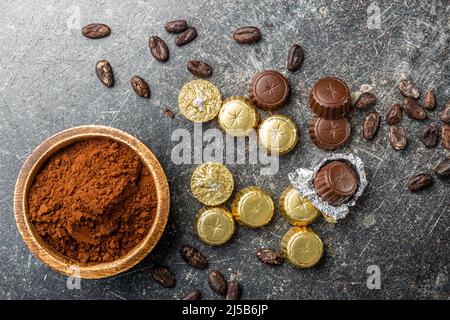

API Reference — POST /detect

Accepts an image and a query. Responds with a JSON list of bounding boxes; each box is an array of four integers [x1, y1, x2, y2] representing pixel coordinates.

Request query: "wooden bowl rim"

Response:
[[14, 125, 170, 279]]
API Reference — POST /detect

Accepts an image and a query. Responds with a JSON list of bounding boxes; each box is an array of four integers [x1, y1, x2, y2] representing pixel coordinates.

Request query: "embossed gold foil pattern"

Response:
[[281, 227, 323, 268], [232, 186, 274, 228], [196, 206, 235, 245], [279, 186, 320, 226], [258, 114, 298, 155], [218, 96, 259, 136], [178, 79, 222, 122], [190, 163, 234, 206]]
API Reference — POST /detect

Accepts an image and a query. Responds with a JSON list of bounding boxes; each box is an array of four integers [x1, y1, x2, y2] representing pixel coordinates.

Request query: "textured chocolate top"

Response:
[[320, 161, 357, 196], [312, 77, 350, 106], [309, 77, 352, 119], [249, 70, 289, 110], [314, 160, 358, 206], [326, 161, 357, 195], [308, 116, 350, 150]]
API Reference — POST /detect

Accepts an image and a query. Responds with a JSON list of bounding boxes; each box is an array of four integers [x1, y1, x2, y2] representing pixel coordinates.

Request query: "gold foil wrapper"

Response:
[[218, 96, 259, 136], [196, 206, 235, 246], [178, 79, 222, 122], [279, 186, 320, 226], [281, 226, 323, 268], [232, 186, 274, 228], [258, 114, 298, 155], [191, 163, 234, 206]]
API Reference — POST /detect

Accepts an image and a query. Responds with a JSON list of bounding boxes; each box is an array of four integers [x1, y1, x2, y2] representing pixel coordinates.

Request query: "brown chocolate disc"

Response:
[[308, 116, 350, 150], [309, 77, 352, 119], [313, 161, 358, 206], [249, 70, 290, 111]]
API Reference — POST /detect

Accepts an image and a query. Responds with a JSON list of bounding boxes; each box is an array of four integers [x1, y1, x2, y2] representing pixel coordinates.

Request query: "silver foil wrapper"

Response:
[[288, 153, 367, 222]]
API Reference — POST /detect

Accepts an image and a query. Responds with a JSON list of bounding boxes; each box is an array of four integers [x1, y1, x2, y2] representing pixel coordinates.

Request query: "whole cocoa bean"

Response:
[[408, 173, 433, 192], [385, 103, 402, 125], [423, 89, 436, 110], [440, 102, 450, 124], [150, 266, 175, 288], [399, 79, 420, 99], [363, 111, 380, 140], [208, 270, 227, 296], [179, 245, 208, 269], [82, 23, 111, 39], [165, 19, 188, 33], [233, 26, 261, 44], [130, 76, 150, 98], [355, 92, 377, 109], [420, 125, 438, 147], [95, 60, 114, 88], [435, 157, 450, 179], [402, 98, 426, 120], [149, 36, 169, 62], [389, 126, 407, 150], [187, 61, 212, 78], [175, 27, 197, 46], [287, 44, 304, 72]]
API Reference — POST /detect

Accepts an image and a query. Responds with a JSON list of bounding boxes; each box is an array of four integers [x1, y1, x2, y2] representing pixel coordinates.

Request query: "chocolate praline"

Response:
[[249, 70, 290, 111], [313, 160, 358, 206], [309, 77, 352, 119], [308, 116, 350, 150]]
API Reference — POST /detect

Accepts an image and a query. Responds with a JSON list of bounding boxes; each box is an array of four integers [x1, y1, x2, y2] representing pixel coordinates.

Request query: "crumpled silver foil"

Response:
[[288, 153, 367, 222]]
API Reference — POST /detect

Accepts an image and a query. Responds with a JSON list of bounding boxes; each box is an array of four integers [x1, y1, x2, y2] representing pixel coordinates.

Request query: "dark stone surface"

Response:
[[0, 0, 449, 299]]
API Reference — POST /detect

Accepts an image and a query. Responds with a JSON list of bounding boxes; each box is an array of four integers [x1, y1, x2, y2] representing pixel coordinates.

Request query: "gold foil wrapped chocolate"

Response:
[[196, 206, 235, 245], [218, 96, 259, 136], [178, 79, 222, 122], [258, 114, 298, 155], [281, 227, 323, 268], [232, 186, 274, 228], [279, 186, 320, 226], [191, 163, 234, 206]]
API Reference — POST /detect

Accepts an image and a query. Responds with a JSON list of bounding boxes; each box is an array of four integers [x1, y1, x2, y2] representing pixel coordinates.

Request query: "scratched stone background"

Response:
[[0, 0, 449, 300]]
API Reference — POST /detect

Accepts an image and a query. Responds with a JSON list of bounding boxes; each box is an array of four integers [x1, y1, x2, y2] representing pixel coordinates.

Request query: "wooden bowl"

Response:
[[14, 125, 170, 279]]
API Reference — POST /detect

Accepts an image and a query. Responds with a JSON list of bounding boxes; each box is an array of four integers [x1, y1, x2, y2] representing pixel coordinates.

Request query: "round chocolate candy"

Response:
[[178, 79, 222, 122], [309, 77, 352, 119], [191, 163, 234, 206], [279, 186, 320, 226], [232, 186, 274, 228], [248, 70, 290, 111], [218, 96, 259, 136], [258, 114, 298, 155], [308, 116, 351, 150], [281, 227, 323, 268], [313, 160, 358, 206], [196, 206, 235, 246]]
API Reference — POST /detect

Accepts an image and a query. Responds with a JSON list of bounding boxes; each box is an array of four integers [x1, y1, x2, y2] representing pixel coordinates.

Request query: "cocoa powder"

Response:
[[27, 139, 157, 264]]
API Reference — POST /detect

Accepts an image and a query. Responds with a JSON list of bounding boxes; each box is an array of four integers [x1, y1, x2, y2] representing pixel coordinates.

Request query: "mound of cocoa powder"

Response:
[[27, 139, 157, 264]]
